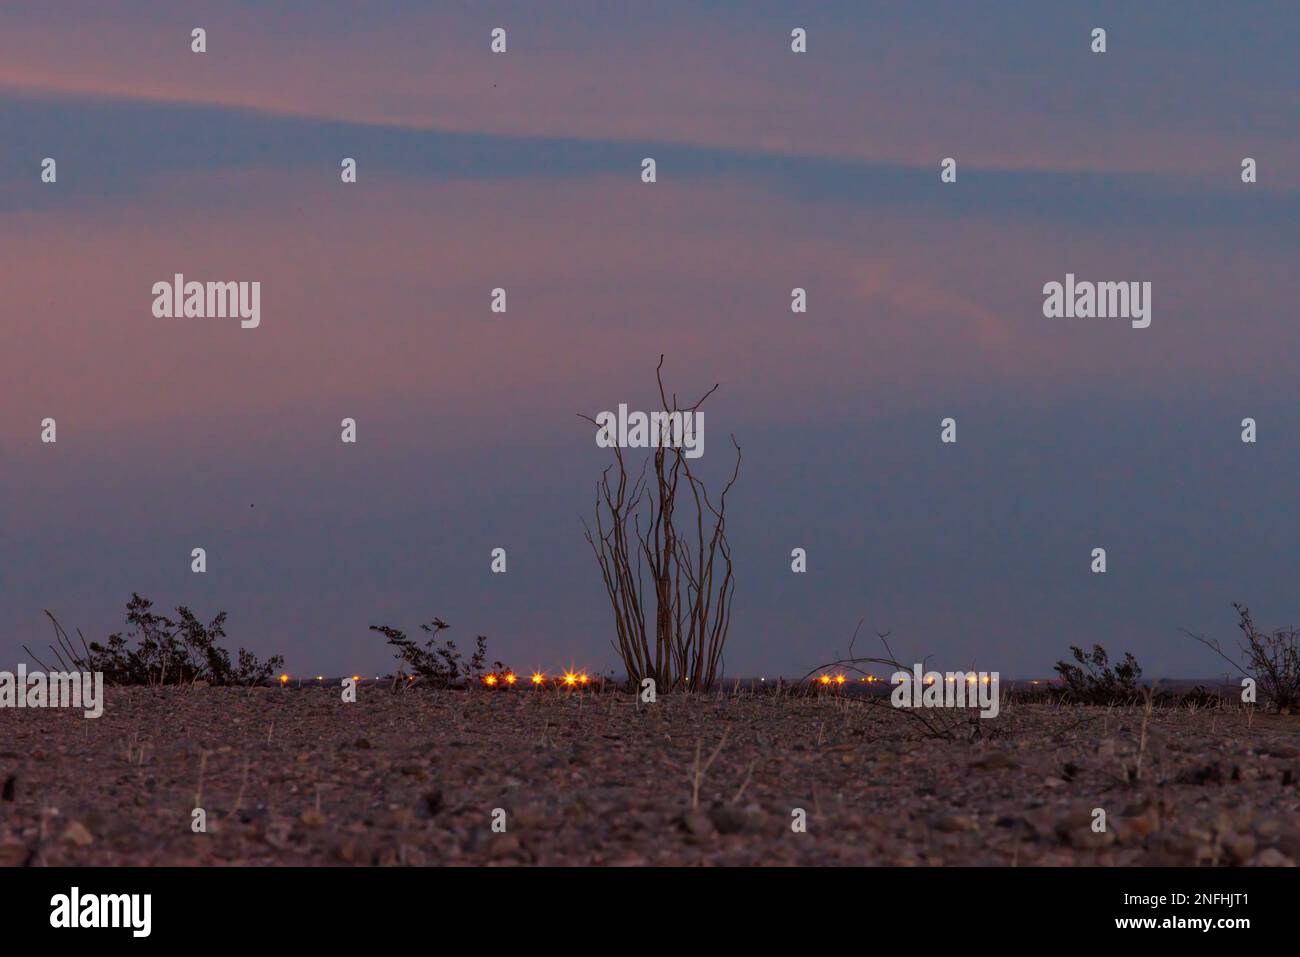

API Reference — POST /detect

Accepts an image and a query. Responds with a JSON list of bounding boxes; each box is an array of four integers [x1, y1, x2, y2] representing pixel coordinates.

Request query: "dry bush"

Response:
[[370, 618, 509, 688], [1183, 604, 1300, 714], [28, 593, 283, 687], [582, 357, 740, 693], [1052, 644, 1143, 705]]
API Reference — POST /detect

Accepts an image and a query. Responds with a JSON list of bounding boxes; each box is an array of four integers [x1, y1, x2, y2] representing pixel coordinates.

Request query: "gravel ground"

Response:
[[2, 686, 1297, 866]]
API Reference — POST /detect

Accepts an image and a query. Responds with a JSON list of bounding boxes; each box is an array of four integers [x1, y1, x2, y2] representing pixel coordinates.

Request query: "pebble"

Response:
[[681, 810, 716, 838], [1247, 848, 1295, 867], [61, 821, 94, 847]]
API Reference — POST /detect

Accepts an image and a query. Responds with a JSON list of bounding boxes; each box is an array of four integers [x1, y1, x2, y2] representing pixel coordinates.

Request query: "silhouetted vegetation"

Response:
[[581, 357, 741, 693], [28, 593, 283, 686], [370, 618, 509, 688], [1052, 644, 1143, 704], [1184, 604, 1300, 714]]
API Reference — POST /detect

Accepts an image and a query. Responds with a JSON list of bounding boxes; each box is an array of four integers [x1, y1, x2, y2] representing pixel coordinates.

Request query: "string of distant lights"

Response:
[[275, 669, 599, 688], [274, 671, 1027, 688], [815, 673, 997, 686]]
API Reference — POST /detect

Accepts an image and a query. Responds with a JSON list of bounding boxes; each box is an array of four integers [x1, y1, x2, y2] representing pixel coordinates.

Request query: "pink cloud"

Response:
[[2, 6, 1292, 184]]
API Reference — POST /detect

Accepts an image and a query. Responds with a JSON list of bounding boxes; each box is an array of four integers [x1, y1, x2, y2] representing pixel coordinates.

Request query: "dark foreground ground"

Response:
[[2, 687, 1297, 865]]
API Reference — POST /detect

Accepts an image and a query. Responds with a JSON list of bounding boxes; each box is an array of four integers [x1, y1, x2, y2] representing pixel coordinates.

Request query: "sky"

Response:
[[2, 2, 1297, 680]]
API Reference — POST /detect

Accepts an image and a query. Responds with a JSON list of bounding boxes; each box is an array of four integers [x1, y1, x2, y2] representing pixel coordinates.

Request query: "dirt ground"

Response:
[[2, 685, 1297, 866]]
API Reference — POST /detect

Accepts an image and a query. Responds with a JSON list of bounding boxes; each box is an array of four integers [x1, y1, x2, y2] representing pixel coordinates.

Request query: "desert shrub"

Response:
[[1052, 644, 1143, 704], [582, 358, 740, 693], [35, 593, 283, 686], [1233, 604, 1300, 714], [370, 618, 509, 688]]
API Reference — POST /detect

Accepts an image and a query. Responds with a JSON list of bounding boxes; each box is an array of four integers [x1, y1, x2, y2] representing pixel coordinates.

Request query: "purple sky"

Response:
[[2, 2, 1298, 679]]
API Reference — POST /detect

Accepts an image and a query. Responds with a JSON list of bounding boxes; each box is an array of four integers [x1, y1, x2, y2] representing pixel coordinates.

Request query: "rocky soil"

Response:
[[2, 686, 1297, 866]]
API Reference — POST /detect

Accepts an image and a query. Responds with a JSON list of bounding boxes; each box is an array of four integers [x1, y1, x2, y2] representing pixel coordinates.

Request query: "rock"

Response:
[[61, 821, 94, 847], [333, 838, 371, 864], [1176, 763, 1224, 786], [491, 833, 521, 859], [0, 841, 29, 866], [1247, 848, 1295, 867], [1222, 832, 1257, 864], [1054, 810, 1113, 848], [1114, 808, 1160, 843], [1256, 744, 1299, 759], [681, 810, 716, 837], [512, 804, 549, 829], [385, 807, 415, 828], [422, 790, 445, 817], [931, 814, 976, 833], [261, 819, 293, 849], [399, 845, 427, 866], [969, 751, 1019, 770], [237, 807, 268, 824], [1274, 828, 1300, 858], [300, 809, 326, 828], [708, 804, 749, 835]]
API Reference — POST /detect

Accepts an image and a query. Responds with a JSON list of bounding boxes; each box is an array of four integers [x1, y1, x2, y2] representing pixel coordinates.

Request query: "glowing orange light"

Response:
[[504, 672, 517, 685], [818, 674, 831, 685], [835, 674, 846, 686], [279, 674, 289, 686], [579, 673, 590, 685], [967, 675, 977, 683], [484, 673, 498, 687], [982, 675, 991, 684], [563, 671, 578, 687], [531, 672, 545, 685], [351, 676, 361, 683]]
